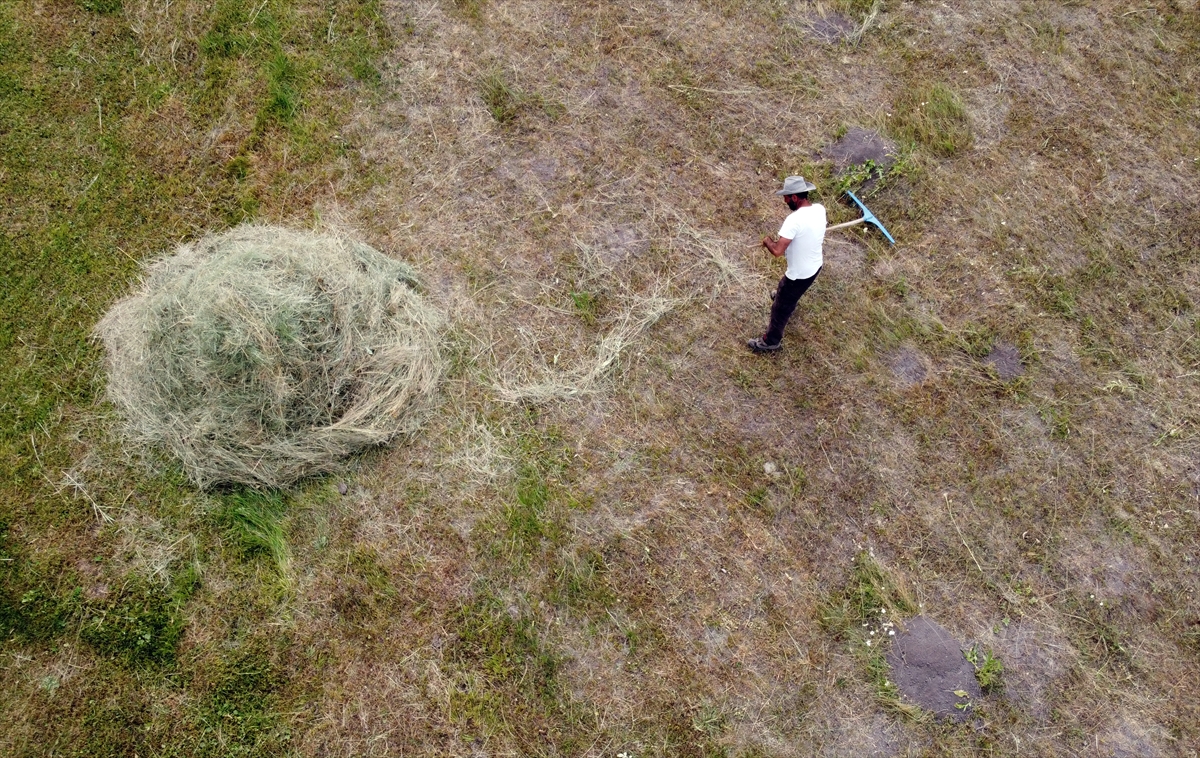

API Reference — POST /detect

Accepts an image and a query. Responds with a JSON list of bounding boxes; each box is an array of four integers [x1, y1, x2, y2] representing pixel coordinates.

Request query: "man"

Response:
[[747, 175, 826, 353]]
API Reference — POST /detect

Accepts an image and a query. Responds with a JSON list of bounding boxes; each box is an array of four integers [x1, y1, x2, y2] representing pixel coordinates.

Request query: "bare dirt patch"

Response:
[[886, 615, 980, 721], [807, 13, 857, 45], [981, 620, 1073, 720], [887, 346, 929, 387], [982, 340, 1023, 380], [1095, 715, 1171, 758], [821, 237, 868, 280]]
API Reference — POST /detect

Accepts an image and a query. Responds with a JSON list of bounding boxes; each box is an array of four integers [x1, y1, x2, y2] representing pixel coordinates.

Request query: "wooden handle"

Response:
[[826, 217, 867, 231]]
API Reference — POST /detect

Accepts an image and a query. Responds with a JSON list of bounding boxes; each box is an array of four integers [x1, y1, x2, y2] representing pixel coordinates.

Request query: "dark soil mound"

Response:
[[887, 616, 981, 721], [821, 127, 898, 193]]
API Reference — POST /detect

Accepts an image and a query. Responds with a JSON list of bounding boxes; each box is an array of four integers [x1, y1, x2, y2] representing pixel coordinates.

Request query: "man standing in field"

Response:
[[747, 175, 826, 353]]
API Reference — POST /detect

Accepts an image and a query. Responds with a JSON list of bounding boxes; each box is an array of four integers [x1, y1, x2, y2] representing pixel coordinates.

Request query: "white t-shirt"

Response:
[[778, 204, 826, 280]]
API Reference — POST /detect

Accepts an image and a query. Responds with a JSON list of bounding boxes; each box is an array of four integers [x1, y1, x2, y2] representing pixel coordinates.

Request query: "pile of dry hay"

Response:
[[96, 225, 444, 489]]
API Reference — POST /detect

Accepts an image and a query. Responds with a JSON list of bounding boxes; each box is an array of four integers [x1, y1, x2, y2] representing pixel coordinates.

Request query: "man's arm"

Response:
[[761, 235, 792, 257]]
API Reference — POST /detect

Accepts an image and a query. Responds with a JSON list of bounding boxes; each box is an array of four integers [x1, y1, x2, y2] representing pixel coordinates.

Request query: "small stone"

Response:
[[763, 461, 778, 476], [338, 482, 349, 495]]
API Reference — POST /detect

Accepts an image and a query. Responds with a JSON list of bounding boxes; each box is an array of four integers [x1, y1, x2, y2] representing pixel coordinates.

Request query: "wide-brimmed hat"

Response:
[[774, 175, 817, 195]]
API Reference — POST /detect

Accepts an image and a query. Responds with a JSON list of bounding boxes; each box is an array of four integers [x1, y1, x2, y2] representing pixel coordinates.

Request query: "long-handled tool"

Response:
[[826, 190, 895, 245]]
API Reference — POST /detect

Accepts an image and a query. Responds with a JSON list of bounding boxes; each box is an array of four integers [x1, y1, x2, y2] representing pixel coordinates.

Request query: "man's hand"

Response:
[[762, 235, 791, 258]]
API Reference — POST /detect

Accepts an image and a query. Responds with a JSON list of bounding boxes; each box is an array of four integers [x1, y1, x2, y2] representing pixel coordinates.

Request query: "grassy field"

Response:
[[2, 0, 1199, 755]]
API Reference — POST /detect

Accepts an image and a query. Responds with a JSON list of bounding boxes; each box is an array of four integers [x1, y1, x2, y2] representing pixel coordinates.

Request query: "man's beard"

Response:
[[786, 197, 801, 210]]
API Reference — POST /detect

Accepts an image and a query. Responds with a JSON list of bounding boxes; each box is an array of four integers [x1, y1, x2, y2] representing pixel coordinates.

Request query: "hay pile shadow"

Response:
[[97, 225, 444, 489]]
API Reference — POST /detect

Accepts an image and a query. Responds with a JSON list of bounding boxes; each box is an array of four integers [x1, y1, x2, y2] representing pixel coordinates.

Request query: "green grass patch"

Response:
[[750, 58, 820, 97], [184, 640, 293, 756], [865, 303, 926, 349], [1063, 592, 1133, 667], [818, 553, 924, 719], [570, 290, 600, 325], [329, 546, 399, 633], [446, 590, 590, 747], [835, 0, 881, 19], [451, 593, 560, 698], [11, 663, 156, 758], [0, 584, 82, 646], [834, 158, 884, 195], [0, 523, 82, 643], [79, 0, 124, 12], [478, 71, 562, 128], [214, 489, 291, 575], [944, 321, 998, 360], [889, 83, 972, 157], [2, 519, 197, 666], [1036, 401, 1072, 439], [657, 60, 716, 114], [0, 0, 394, 532], [453, 0, 487, 21], [820, 552, 916, 635], [261, 51, 306, 124], [504, 462, 562, 555], [481, 72, 523, 125], [550, 547, 614, 613], [495, 424, 573, 559]]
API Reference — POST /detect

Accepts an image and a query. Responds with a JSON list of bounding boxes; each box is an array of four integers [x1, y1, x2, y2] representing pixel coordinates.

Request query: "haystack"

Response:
[[96, 225, 444, 489]]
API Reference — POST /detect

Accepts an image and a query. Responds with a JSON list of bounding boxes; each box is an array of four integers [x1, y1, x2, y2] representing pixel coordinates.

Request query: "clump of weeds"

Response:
[[965, 644, 1004, 692]]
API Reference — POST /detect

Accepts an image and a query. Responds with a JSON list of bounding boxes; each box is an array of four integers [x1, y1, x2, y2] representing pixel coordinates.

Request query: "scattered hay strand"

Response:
[[439, 414, 513, 483], [493, 219, 749, 405], [496, 286, 683, 404], [673, 221, 760, 295], [96, 224, 444, 489]]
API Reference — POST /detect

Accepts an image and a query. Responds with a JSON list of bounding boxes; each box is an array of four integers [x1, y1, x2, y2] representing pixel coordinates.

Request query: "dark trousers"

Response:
[[764, 268, 820, 346]]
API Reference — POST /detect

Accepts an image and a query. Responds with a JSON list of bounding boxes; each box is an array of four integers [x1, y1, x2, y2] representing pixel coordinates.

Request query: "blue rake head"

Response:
[[845, 190, 896, 246]]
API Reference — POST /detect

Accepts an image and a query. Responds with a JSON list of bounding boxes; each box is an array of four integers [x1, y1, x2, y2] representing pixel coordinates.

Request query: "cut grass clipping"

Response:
[[96, 225, 444, 489]]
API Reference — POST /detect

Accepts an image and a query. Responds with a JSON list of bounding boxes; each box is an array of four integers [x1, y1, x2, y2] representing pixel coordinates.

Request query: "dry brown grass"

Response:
[[291, 0, 1199, 754], [5, 0, 1200, 755]]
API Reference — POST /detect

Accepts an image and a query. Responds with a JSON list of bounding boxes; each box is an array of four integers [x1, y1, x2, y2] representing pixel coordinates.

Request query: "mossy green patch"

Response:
[[0, 523, 81, 643], [79, 579, 186, 667], [182, 640, 293, 757], [1, 521, 195, 666], [451, 593, 559, 698]]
